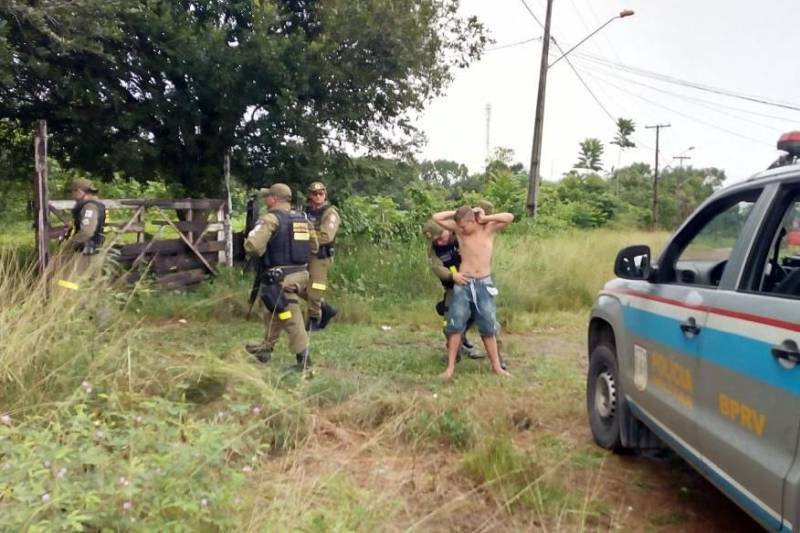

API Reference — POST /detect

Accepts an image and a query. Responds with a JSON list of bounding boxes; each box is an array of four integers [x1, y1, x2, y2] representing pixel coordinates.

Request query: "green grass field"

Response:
[[7, 227, 758, 532]]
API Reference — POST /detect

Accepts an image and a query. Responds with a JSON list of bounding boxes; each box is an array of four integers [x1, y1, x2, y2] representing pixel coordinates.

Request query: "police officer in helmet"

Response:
[[303, 181, 339, 331], [244, 183, 319, 369], [64, 178, 106, 274]]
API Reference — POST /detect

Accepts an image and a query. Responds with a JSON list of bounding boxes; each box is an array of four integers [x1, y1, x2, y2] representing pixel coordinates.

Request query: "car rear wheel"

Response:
[[587, 344, 626, 452]]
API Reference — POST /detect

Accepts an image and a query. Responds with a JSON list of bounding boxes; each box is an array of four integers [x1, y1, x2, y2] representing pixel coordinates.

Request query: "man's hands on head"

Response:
[[473, 207, 486, 224], [452, 272, 468, 286]]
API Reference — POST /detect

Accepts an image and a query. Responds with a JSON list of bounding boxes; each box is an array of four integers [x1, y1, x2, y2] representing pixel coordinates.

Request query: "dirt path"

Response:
[[259, 322, 760, 532], [526, 327, 760, 532]]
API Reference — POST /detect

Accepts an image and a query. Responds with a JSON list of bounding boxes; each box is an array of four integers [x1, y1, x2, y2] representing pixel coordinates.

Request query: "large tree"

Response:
[[0, 0, 487, 194]]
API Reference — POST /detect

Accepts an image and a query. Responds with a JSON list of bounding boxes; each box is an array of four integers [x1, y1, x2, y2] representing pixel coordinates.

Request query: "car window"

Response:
[[665, 193, 760, 287], [751, 193, 800, 298]]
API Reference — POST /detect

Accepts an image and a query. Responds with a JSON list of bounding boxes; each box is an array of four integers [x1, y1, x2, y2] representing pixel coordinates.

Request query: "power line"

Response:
[[583, 69, 775, 147], [485, 36, 542, 52], [582, 0, 622, 62], [576, 61, 792, 132], [575, 59, 799, 125], [518, 0, 546, 29], [572, 50, 800, 113], [566, 0, 604, 56], [520, 0, 654, 151]]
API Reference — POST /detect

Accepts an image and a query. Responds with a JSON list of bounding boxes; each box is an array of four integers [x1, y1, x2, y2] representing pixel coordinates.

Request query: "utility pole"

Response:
[[525, 0, 554, 217], [524, 5, 634, 217], [674, 155, 691, 168], [645, 123, 671, 229], [485, 103, 492, 161]]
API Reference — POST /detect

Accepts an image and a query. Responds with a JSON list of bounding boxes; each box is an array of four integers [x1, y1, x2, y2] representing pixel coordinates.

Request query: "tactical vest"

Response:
[[71, 199, 106, 251], [305, 204, 335, 258], [432, 240, 461, 288], [262, 210, 311, 268]]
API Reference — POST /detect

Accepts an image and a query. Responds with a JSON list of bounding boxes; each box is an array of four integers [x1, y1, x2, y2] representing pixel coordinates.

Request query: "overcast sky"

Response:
[[416, 0, 800, 184]]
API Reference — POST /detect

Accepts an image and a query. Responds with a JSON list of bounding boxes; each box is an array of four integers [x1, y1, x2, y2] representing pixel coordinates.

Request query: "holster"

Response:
[[260, 281, 290, 313], [318, 244, 335, 259]]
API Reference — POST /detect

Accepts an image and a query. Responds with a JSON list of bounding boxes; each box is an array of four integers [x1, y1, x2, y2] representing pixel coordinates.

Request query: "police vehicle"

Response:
[[587, 132, 800, 531]]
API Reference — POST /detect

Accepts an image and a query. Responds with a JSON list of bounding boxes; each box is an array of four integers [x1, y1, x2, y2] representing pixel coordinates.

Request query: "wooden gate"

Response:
[[33, 121, 235, 290]]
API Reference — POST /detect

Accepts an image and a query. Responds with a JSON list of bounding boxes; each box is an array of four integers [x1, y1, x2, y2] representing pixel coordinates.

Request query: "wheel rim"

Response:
[[594, 370, 617, 420]]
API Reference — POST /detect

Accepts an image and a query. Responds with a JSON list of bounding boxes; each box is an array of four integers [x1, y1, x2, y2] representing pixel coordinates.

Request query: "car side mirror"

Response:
[[614, 245, 652, 280]]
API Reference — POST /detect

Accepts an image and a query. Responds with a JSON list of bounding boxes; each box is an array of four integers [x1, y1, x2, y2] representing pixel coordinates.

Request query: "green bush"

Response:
[[0, 395, 264, 531]]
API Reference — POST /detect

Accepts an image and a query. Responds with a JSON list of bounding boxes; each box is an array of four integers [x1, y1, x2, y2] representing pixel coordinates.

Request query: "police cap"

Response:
[[258, 183, 292, 201], [477, 199, 494, 215], [70, 177, 98, 194], [423, 219, 444, 240]]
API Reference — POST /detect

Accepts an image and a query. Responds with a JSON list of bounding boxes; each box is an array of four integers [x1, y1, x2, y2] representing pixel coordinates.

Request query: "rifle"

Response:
[[245, 259, 262, 321], [55, 224, 74, 245]]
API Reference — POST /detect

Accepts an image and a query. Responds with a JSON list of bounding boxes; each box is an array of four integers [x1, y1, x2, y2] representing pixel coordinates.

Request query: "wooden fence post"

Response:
[[223, 153, 233, 267], [33, 120, 49, 276]]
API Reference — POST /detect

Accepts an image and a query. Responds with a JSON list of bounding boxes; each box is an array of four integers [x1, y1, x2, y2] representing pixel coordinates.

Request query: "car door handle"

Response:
[[679, 317, 701, 336], [772, 340, 800, 364]]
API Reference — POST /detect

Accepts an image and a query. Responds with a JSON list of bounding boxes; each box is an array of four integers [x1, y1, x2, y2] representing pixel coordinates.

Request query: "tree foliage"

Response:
[[611, 118, 636, 150], [0, 0, 487, 194], [574, 138, 604, 171]]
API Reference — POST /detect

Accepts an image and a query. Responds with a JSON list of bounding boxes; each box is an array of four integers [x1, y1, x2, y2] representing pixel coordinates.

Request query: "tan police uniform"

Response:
[[244, 184, 319, 366], [304, 182, 340, 327], [62, 178, 106, 279]]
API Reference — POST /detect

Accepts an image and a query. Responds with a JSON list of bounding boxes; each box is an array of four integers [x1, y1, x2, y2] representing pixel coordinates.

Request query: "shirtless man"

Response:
[[432, 206, 514, 380]]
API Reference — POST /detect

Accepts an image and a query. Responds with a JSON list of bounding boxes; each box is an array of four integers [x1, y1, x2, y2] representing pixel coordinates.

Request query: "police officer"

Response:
[[304, 181, 340, 331], [64, 178, 106, 275], [244, 183, 319, 369], [423, 219, 481, 360]]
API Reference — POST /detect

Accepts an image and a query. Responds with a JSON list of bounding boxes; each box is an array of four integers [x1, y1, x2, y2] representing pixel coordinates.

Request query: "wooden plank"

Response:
[[149, 253, 218, 274], [130, 225, 166, 268], [50, 198, 224, 211], [150, 220, 211, 232], [157, 268, 207, 290], [117, 238, 224, 260], [121, 199, 224, 210], [102, 206, 146, 251], [108, 223, 145, 233], [49, 199, 130, 210], [154, 207, 217, 275], [48, 225, 70, 240]]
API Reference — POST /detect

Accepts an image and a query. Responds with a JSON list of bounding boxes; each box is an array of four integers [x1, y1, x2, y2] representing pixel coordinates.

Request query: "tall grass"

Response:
[[330, 229, 670, 329], [494, 228, 669, 313]]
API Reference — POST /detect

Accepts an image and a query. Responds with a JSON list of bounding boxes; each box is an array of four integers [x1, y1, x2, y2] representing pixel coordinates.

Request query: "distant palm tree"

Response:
[[611, 118, 636, 150], [610, 118, 636, 194], [575, 138, 604, 171]]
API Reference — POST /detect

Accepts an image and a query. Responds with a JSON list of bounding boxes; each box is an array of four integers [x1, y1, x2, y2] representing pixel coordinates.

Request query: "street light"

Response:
[[549, 10, 635, 69], [525, 7, 635, 217]]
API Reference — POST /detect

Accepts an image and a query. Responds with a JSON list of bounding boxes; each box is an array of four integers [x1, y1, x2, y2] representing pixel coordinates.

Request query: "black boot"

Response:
[[245, 342, 272, 363], [461, 334, 484, 359], [295, 349, 312, 370], [318, 302, 338, 330]]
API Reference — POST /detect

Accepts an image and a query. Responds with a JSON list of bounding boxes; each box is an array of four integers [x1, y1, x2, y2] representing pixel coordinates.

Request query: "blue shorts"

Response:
[[445, 276, 500, 337]]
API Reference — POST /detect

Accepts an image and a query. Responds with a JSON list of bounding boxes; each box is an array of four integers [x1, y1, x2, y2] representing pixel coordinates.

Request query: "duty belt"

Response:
[[272, 264, 307, 276]]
